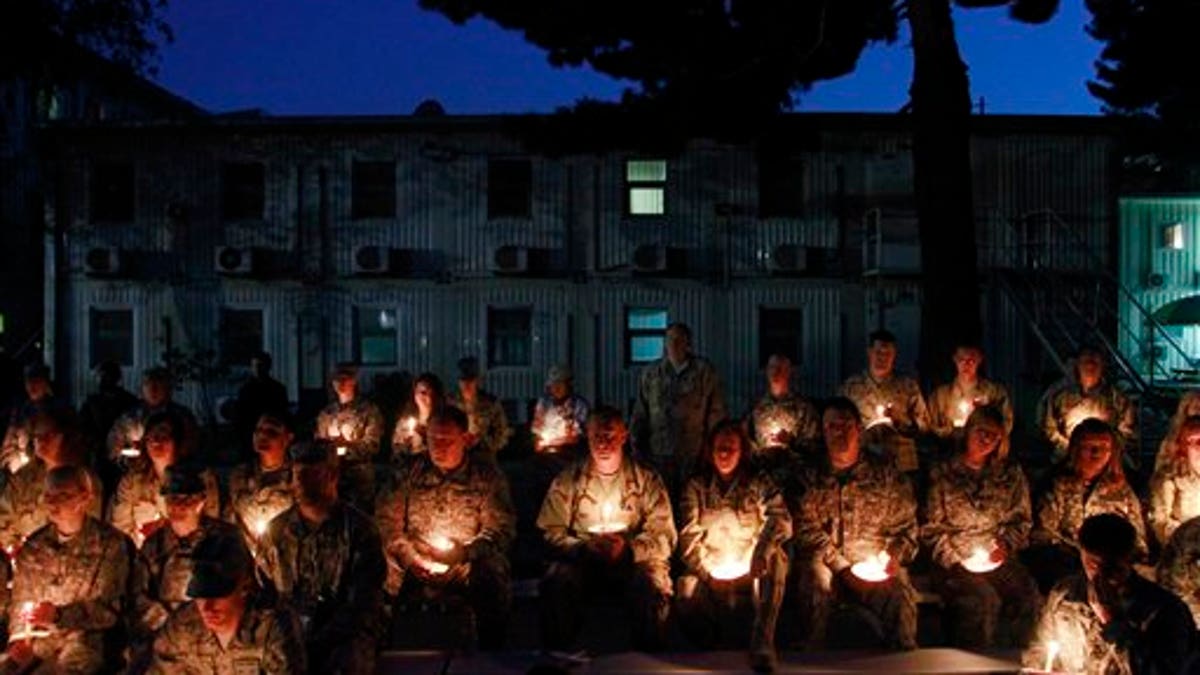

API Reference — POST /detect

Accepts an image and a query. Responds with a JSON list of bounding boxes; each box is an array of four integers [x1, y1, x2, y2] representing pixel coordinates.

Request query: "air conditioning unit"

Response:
[[1147, 272, 1168, 289], [84, 246, 123, 276], [493, 246, 528, 273], [215, 395, 238, 424], [770, 244, 808, 273], [214, 246, 255, 275], [632, 244, 668, 273], [353, 245, 391, 275]]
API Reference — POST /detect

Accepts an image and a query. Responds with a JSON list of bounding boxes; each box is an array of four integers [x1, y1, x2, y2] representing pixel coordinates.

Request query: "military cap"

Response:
[[331, 362, 359, 379], [187, 531, 254, 598], [546, 363, 572, 385], [23, 362, 50, 380], [159, 463, 207, 496], [142, 366, 172, 383], [457, 356, 481, 381]]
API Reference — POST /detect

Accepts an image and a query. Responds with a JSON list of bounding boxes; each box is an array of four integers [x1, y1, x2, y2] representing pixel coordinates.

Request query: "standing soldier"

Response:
[[921, 406, 1039, 648], [146, 531, 306, 674], [314, 362, 384, 512], [451, 356, 511, 457], [631, 322, 726, 496], [232, 351, 289, 463], [0, 363, 61, 474], [675, 421, 791, 672], [389, 373, 447, 461], [537, 405, 677, 651], [927, 343, 1013, 441], [104, 367, 199, 491], [376, 407, 516, 650], [78, 361, 137, 464], [839, 330, 930, 475], [1037, 344, 1136, 464], [6, 466, 135, 673], [256, 441, 385, 674], [747, 354, 819, 458], [530, 364, 589, 458], [226, 411, 296, 547], [793, 397, 920, 650]]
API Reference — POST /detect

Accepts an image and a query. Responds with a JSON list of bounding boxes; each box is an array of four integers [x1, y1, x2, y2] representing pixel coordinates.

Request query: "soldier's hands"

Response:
[[586, 534, 627, 564], [6, 638, 34, 666], [989, 542, 1008, 566], [139, 518, 166, 542], [28, 602, 57, 628]]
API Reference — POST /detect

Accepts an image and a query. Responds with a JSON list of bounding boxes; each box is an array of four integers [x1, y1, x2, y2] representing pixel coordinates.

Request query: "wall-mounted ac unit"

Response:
[[84, 246, 123, 276], [353, 246, 391, 275], [493, 246, 528, 273], [770, 244, 808, 272], [215, 395, 238, 424], [214, 246, 255, 275], [1147, 272, 1169, 289], [632, 244, 668, 273]]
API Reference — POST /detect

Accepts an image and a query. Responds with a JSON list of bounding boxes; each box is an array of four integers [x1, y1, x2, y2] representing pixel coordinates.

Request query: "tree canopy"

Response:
[[3, 0, 173, 76]]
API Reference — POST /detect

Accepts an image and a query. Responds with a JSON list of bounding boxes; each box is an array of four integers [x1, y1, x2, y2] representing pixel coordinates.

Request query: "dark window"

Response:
[[625, 307, 668, 365], [759, 307, 803, 367], [625, 159, 666, 216], [351, 161, 396, 219], [487, 159, 532, 219], [355, 307, 398, 365], [221, 162, 265, 220], [90, 162, 134, 222], [758, 153, 806, 217], [89, 309, 133, 367], [487, 307, 532, 367], [219, 308, 264, 367]]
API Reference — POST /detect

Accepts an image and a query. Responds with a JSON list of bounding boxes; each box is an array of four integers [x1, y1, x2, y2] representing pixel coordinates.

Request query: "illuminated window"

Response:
[[488, 159, 532, 219], [1163, 223, 1186, 250], [626, 159, 666, 216], [219, 308, 264, 367], [759, 308, 803, 367], [221, 162, 265, 220], [487, 307, 532, 367], [90, 161, 134, 222], [89, 309, 133, 367], [355, 307, 398, 365], [351, 161, 395, 219], [626, 307, 668, 365]]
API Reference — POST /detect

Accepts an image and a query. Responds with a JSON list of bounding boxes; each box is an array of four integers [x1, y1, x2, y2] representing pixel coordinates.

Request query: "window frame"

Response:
[[351, 160, 397, 220], [487, 158, 533, 220], [624, 158, 668, 217], [220, 161, 266, 221], [624, 306, 669, 367], [1162, 222, 1186, 251], [486, 306, 533, 369], [353, 305, 400, 366], [88, 306, 136, 370]]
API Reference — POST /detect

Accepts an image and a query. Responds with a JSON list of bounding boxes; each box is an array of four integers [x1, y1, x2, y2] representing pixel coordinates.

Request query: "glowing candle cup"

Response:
[[850, 551, 892, 583], [403, 417, 417, 435], [253, 517, 268, 538], [953, 400, 973, 428], [587, 501, 627, 535], [428, 534, 455, 553], [709, 553, 752, 581], [1043, 639, 1060, 673], [120, 447, 141, 458], [867, 404, 894, 429], [961, 546, 1002, 574], [336, 446, 348, 457]]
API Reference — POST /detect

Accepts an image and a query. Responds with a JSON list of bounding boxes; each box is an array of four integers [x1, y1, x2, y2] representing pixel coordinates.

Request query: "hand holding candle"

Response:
[[953, 400, 972, 428], [850, 550, 893, 582], [587, 501, 627, 534], [961, 545, 1003, 574], [1043, 639, 1060, 673]]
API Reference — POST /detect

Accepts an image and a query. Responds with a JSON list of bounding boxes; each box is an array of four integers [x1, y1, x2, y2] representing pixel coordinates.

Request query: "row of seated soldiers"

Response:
[[2, 389, 1200, 675]]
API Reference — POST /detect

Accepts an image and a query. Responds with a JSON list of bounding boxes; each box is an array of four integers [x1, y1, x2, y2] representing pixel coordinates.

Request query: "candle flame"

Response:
[[587, 501, 626, 534], [428, 534, 454, 552], [404, 417, 417, 433], [120, 447, 141, 458], [850, 550, 892, 582], [336, 446, 348, 457], [962, 546, 1002, 574], [253, 518, 268, 538], [1044, 640, 1060, 673]]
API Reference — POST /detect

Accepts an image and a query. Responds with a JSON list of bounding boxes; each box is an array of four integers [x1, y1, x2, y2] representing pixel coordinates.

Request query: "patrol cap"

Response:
[[187, 532, 254, 599], [23, 362, 50, 381], [457, 356, 481, 381], [159, 463, 207, 496], [546, 364, 572, 385], [331, 362, 359, 380], [142, 366, 172, 384], [290, 439, 335, 465]]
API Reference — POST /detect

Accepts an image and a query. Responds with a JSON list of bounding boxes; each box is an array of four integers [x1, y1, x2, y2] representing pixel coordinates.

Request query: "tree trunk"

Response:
[[908, 0, 982, 385]]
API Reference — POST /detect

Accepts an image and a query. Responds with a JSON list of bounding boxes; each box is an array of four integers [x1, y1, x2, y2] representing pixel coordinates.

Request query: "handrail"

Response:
[[993, 271, 1070, 376], [1059, 288, 1150, 393], [1087, 278, 1180, 384]]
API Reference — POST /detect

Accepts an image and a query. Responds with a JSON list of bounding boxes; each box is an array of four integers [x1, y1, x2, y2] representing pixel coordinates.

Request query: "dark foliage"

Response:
[[1, 0, 173, 76]]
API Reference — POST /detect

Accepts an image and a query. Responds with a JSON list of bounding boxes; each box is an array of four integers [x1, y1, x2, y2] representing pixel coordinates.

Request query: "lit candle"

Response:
[[13, 452, 29, 470], [1044, 639, 1060, 673], [253, 517, 268, 538], [961, 546, 1002, 574], [336, 445, 348, 457], [424, 560, 450, 575], [428, 534, 455, 553], [588, 500, 626, 534], [403, 417, 417, 435], [120, 446, 141, 458], [867, 404, 893, 429], [850, 550, 892, 582], [708, 551, 752, 581], [953, 400, 972, 428]]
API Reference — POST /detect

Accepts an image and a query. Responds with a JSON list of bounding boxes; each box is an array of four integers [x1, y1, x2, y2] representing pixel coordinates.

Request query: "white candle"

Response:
[[336, 445, 348, 457], [588, 501, 626, 534], [1044, 640, 1060, 673], [961, 546, 1002, 574], [120, 447, 141, 458], [850, 550, 892, 582], [253, 517, 268, 538], [428, 534, 454, 553], [403, 417, 417, 434]]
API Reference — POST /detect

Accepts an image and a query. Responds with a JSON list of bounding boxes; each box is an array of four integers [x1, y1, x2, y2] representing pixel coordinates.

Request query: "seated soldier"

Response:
[[1148, 414, 1200, 547], [1157, 515, 1200, 625], [225, 411, 296, 547], [314, 363, 384, 512], [793, 397, 919, 650], [675, 420, 791, 672], [1024, 514, 1195, 675], [6, 466, 135, 674], [376, 406, 515, 650], [256, 440, 385, 674], [536, 405, 677, 652], [146, 531, 305, 673]]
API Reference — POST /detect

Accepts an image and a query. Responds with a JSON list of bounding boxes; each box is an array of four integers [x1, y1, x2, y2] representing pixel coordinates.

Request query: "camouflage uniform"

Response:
[[839, 372, 931, 473], [0, 460, 102, 551], [926, 378, 1013, 439], [9, 517, 135, 673], [1032, 474, 1148, 560], [376, 452, 515, 648], [1037, 376, 1136, 461], [536, 457, 677, 650], [747, 392, 820, 456], [793, 457, 919, 649], [1147, 462, 1200, 546], [146, 599, 306, 674], [1023, 573, 1196, 675], [0, 398, 62, 475], [530, 393, 590, 455], [921, 457, 1039, 647], [389, 410, 428, 459], [109, 465, 221, 548], [631, 356, 726, 493], [314, 397, 384, 510], [451, 390, 512, 456], [134, 516, 242, 636], [225, 460, 296, 548], [1156, 516, 1200, 624], [105, 401, 199, 463], [255, 502, 386, 675], [675, 470, 792, 652]]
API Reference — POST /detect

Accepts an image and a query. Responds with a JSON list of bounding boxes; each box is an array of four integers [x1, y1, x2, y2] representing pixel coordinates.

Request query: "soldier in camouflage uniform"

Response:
[[839, 330, 930, 474], [377, 406, 515, 650], [530, 364, 590, 458], [255, 440, 386, 674], [104, 367, 199, 473], [133, 465, 240, 650], [921, 406, 1039, 648], [226, 411, 297, 547], [1154, 390, 1200, 471], [109, 410, 221, 548], [315, 362, 384, 512], [926, 344, 1013, 441], [5, 466, 135, 674], [1037, 345, 1136, 464], [1156, 516, 1200, 624], [1148, 414, 1200, 546], [0, 408, 102, 553], [0, 363, 61, 475], [1028, 419, 1147, 593], [389, 372, 446, 461], [675, 420, 791, 671], [1024, 514, 1195, 675], [747, 354, 820, 457], [537, 405, 677, 651], [451, 356, 512, 457], [146, 531, 306, 674], [793, 397, 919, 650], [631, 322, 726, 496]]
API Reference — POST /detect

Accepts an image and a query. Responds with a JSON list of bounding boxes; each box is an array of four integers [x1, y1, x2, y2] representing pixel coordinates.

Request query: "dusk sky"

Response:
[[156, 0, 1103, 117]]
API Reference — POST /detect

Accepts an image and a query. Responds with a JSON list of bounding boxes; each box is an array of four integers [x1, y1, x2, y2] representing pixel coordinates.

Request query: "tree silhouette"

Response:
[[2, 0, 173, 76]]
